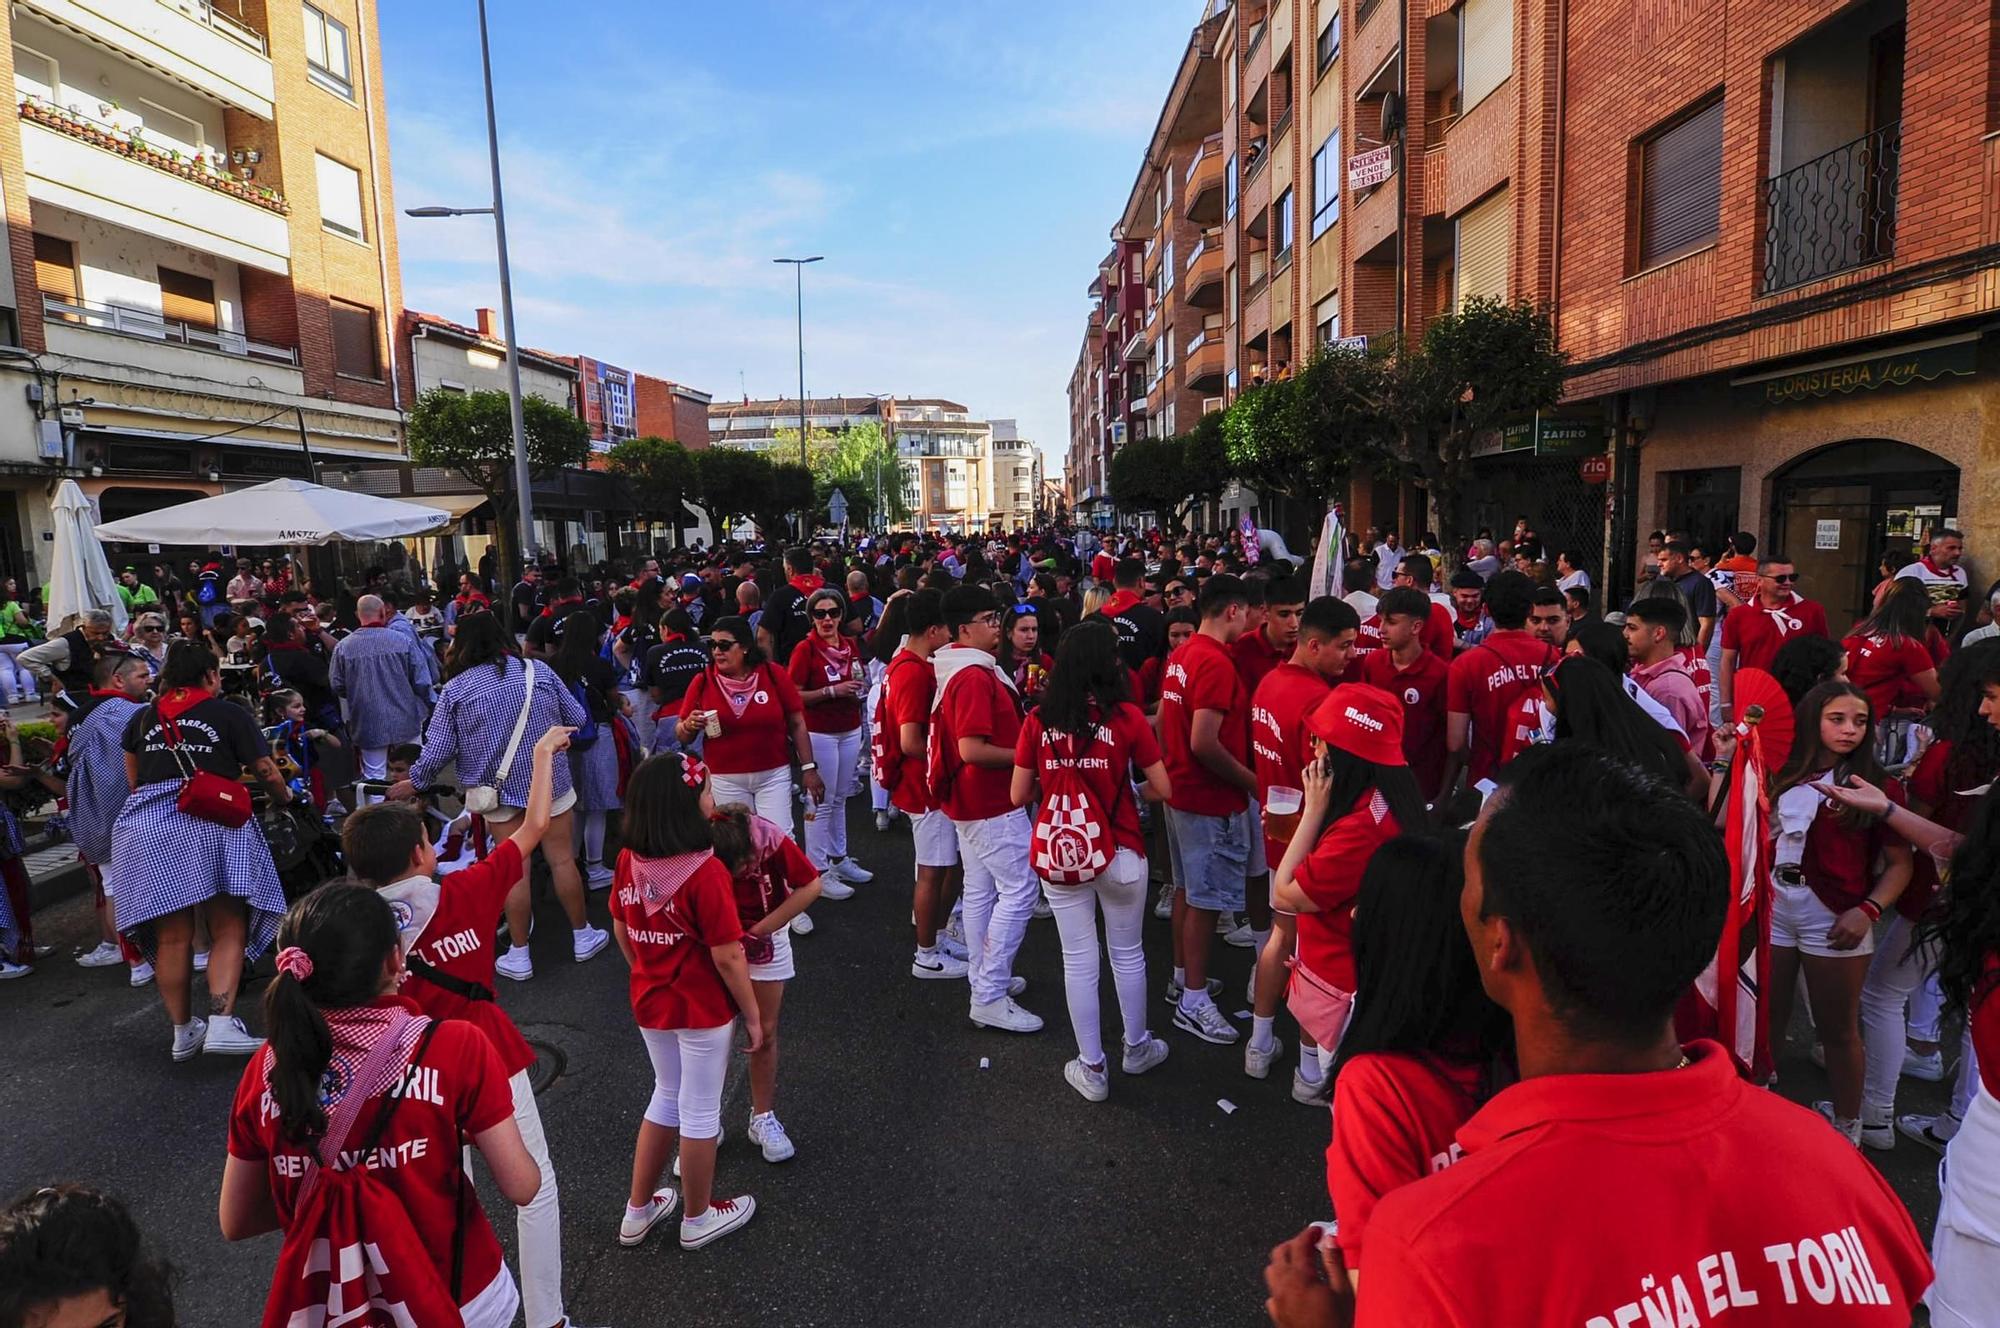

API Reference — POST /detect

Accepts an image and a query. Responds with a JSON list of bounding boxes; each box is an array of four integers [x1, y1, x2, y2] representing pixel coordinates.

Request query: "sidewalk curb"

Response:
[[28, 856, 91, 914]]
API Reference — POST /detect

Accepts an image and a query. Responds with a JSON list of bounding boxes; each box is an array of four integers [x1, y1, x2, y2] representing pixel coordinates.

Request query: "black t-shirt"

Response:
[[524, 600, 581, 654], [1104, 600, 1166, 674], [268, 646, 336, 722], [569, 655, 619, 723], [764, 583, 811, 662], [122, 697, 265, 785], [510, 580, 540, 634], [643, 639, 710, 707], [1673, 570, 1719, 622]]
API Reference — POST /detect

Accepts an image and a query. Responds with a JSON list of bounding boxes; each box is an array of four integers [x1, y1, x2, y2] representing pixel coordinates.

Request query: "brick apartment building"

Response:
[[1070, 0, 1999, 610], [0, 0, 407, 582]]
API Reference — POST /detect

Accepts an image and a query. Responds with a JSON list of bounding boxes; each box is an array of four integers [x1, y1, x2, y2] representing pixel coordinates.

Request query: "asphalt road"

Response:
[[0, 809, 1954, 1327]]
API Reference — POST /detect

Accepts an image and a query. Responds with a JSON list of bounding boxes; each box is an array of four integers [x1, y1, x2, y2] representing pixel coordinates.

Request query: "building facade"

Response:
[[0, 0, 407, 582]]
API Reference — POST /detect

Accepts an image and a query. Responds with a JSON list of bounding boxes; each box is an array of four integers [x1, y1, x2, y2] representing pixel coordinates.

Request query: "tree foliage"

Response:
[[759, 463, 817, 540], [405, 387, 591, 573], [606, 435, 698, 540], [691, 447, 770, 538], [1108, 415, 1229, 530], [811, 421, 911, 528]]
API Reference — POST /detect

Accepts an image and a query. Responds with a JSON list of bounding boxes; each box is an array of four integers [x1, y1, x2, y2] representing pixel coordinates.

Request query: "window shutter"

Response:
[[158, 267, 216, 329], [33, 234, 76, 306], [331, 302, 378, 378], [1454, 186, 1511, 308], [1639, 97, 1723, 268], [1459, 0, 1513, 111]]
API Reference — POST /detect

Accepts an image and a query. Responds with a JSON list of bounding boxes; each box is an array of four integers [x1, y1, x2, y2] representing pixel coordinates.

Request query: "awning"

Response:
[[406, 492, 490, 522]]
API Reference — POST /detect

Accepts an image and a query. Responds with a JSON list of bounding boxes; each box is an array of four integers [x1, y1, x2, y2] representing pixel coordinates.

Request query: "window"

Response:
[[330, 301, 379, 379], [1454, 186, 1511, 307], [12, 44, 55, 104], [1316, 9, 1341, 75], [158, 267, 217, 330], [1225, 154, 1238, 219], [1459, 0, 1514, 112], [1275, 189, 1295, 262], [1316, 295, 1341, 346], [315, 153, 365, 242], [137, 99, 206, 159], [33, 234, 78, 310], [1312, 129, 1342, 237], [1633, 95, 1724, 270], [302, 3, 353, 99]]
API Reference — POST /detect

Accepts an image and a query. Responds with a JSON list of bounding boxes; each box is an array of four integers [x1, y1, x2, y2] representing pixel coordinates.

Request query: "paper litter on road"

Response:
[[979, 1057, 990, 1070], [1218, 1098, 1238, 1115], [1233, 1009, 1253, 1019]]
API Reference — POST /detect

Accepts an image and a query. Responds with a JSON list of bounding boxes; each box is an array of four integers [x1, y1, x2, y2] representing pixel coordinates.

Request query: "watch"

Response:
[[799, 761, 819, 771]]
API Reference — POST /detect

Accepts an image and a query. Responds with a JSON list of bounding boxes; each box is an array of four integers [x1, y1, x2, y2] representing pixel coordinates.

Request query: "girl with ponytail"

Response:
[[219, 883, 541, 1328]]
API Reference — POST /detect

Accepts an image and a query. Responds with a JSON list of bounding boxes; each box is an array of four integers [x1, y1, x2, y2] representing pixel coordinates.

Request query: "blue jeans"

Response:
[[1165, 806, 1251, 911]]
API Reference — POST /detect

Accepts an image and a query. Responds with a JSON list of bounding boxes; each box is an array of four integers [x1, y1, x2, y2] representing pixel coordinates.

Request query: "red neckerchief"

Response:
[[157, 687, 206, 722], [87, 686, 124, 699], [613, 614, 634, 634], [539, 595, 582, 619], [1922, 557, 1956, 579], [265, 639, 307, 653], [1102, 589, 1142, 615], [789, 573, 825, 596], [660, 630, 686, 644]]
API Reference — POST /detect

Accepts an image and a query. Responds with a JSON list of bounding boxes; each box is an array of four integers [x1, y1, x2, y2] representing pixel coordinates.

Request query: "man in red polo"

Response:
[[1719, 557, 1830, 719], [1262, 745, 1931, 1327], [1443, 571, 1557, 797]]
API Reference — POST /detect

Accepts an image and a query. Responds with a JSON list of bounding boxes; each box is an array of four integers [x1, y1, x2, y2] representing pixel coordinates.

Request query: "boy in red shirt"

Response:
[[879, 589, 966, 980], [1158, 574, 1258, 1045], [1262, 745, 1932, 1327], [1444, 571, 1557, 795], [1235, 574, 1307, 966], [1358, 587, 1451, 802], [342, 724, 585, 1328], [1385, 554, 1456, 662], [931, 585, 1039, 1033], [1247, 595, 1358, 1096]]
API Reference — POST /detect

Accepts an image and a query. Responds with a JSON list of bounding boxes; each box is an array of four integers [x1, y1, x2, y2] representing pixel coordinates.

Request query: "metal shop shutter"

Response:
[[1454, 186, 1511, 308]]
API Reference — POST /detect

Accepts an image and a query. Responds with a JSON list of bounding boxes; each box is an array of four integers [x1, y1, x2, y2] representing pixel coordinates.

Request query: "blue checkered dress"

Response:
[[410, 655, 585, 809], [65, 696, 142, 866], [570, 713, 628, 811], [104, 782, 286, 962]]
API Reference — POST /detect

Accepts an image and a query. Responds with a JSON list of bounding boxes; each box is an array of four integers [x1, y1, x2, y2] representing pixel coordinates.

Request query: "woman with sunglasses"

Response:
[[786, 588, 871, 894], [996, 604, 1053, 703], [0, 577, 39, 705], [126, 613, 169, 673]]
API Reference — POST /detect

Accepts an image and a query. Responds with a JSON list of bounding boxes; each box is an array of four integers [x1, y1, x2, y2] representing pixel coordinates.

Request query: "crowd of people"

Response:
[[2, 514, 1994, 1327]]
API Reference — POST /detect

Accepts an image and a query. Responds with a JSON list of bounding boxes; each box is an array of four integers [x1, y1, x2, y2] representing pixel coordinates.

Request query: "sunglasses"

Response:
[[810, 606, 843, 619], [1770, 573, 1800, 583], [710, 638, 742, 651]]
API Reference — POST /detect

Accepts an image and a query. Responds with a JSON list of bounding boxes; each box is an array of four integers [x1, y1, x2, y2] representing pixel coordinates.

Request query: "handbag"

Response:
[[1286, 959, 1358, 1055], [464, 659, 537, 816], [161, 711, 254, 828]]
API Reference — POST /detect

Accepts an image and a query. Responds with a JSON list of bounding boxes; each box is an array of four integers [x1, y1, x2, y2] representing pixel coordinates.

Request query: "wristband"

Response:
[[1857, 898, 1883, 922], [799, 761, 818, 771]]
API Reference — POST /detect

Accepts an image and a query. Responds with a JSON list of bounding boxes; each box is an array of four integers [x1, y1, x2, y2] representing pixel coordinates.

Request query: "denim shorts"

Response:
[[1166, 805, 1251, 911]]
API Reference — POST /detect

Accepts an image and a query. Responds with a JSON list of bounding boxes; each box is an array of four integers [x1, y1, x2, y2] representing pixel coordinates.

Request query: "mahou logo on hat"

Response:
[[1307, 683, 1408, 767]]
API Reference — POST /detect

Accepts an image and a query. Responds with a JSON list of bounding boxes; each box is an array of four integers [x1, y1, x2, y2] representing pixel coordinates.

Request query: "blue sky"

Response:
[[379, 0, 1202, 472]]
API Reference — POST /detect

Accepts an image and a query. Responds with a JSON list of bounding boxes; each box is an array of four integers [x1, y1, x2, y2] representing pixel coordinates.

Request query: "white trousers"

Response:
[[711, 765, 793, 836], [805, 725, 862, 865], [0, 643, 37, 700], [1862, 914, 1933, 1116], [1043, 848, 1150, 1065], [956, 809, 1036, 1006], [359, 746, 389, 781], [507, 1068, 564, 1328], [865, 666, 890, 811], [640, 1022, 736, 1138]]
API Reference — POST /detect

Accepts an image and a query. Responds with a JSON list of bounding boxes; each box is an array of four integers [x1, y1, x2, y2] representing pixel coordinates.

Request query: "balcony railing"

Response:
[[1761, 120, 1900, 294], [45, 293, 298, 364], [165, 0, 267, 53], [18, 96, 287, 213], [1243, 20, 1267, 62]]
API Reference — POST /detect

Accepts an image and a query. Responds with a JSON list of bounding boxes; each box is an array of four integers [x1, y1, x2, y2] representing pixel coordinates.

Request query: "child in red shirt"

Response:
[[608, 753, 763, 1251]]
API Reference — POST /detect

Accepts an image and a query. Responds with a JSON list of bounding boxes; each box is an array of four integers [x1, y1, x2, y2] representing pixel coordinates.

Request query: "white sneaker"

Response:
[[1064, 1057, 1110, 1102], [1858, 1104, 1896, 1151], [130, 962, 155, 988], [618, 1189, 680, 1247], [831, 856, 874, 884], [1163, 976, 1221, 1006], [1814, 1100, 1863, 1148], [1173, 998, 1239, 1045], [171, 1017, 207, 1062], [204, 1014, 264, 1055], [1214, 910, 1241, 935], [1245, 1035, 1286, 1080], [1902, 1048, 1946, 1083], [1121, 1035, 1170, 1076], [1292, 1068, 1331, 1105], [76, 941, 123, 968], [818, 875, 856, 901], [746, 1111, 796, 1162], [679, 1195, 756, 1249], [1153, 882, 1175, 918], [0, 958, 30, 980], [192, 949, 210, 972], [585, 862, 615, 890], [969, 996, 1044, 1033], [790, 912, 815, 935], [911, 949, 969, 980], [1898, 1111, 1961, 1155], [573, 925, 610, 963], [670, 1127, 721, 1179], [1032, 894, 1053, 919], [496, 947, 533, 982], [1222, 920, 1256, 949]]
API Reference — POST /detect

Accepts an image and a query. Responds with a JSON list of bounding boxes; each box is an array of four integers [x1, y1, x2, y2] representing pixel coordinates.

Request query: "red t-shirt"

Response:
[[1231, 629, 1285, 695], [1292, 792, 1400, 990], [1328, 1051, 1484, 1271], [730, 829, 818, 928], [606, 851, 742, 1030], [393, 840, 534, 1077], [227, 1006, 515, 1306], [679, 664, 803, 775], [1722, 597, 1830, 674], [789, 636, 864, 734], [1420, 600, 1456, 662], [1357, 648, 1451, 801], [1343, 616, 1385, 682], [1354, 1042, 1933, 1328], [1800, 777, 1906, 915], [1159, 633, 1251, 816], [1250, 662, 1332, 858], [1905, 738, 1982, 921], [931, 664, 1023, 822], [1447, 630, 1559, 783], [881, 649, 937, 815], [1090, 550, 1116, 582], [1843, 633, 1938, 715], [1014, 702, 1160, 856]]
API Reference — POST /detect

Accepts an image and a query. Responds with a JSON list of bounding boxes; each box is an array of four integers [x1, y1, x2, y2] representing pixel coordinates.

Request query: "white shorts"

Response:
[[748, 924, 795, 982], [913, 808, 960, 868], [1771, 878, 1876, 959]]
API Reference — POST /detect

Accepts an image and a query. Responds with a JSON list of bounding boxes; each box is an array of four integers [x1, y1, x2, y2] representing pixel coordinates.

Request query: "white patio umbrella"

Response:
[[92, 477, 453, 546], [48, 478, 127, 637]]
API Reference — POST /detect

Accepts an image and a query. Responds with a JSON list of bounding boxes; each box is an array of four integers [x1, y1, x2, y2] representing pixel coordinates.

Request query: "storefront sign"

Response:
[[1815, 520, 1841, 551], [1579, 455, 1611, 484], [1495, 412, 1611, 458], [1739, 338, 1979, 407], [1347, 145, 1392, 192]]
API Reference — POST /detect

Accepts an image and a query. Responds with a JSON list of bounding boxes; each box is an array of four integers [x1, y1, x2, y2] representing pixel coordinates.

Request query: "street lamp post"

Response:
[[773, 257, 823, 473], [407, 0, 534, 570]]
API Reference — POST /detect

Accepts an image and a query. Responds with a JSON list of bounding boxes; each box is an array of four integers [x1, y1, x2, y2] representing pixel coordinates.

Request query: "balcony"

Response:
[[1121, 316, 1148, 365], [1185, 330, 1226, 393], [45, 292, 295, 362], [1185, 230, 1224, 307], [1185, 135, 1226, 223], [20, 0, 274, 118], [1243, 154, 1272, 232], [19, 99, 289, 272], [1762, 120, 1901, 294]]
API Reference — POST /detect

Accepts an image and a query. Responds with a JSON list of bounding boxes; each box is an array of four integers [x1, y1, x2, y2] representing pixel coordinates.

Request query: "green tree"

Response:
[[692, 447, 772, 539], [1108, 424, 1226, 530], [756, 462, 817, 541], [606, 435, 699, 547], [1223, 350, 1388, 520], [405, 387, 591, 579], [812, 421, 911, 529]]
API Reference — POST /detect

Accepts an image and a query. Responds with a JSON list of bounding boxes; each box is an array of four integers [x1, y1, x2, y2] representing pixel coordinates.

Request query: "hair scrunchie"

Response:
[[274, 946, 313, 982], [679, 752, 710, 789]]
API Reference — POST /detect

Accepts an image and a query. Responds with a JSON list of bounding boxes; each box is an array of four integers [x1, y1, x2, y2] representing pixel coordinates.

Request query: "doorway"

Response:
[[1769, 439, 1958, 622]]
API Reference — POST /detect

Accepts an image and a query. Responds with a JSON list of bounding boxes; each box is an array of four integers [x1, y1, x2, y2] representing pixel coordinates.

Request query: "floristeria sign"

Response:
[[1737, 338, 1978, 407]]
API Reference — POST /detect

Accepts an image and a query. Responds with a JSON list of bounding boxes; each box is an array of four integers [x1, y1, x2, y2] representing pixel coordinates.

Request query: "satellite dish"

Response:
[[1380, 89, 1405, 142]]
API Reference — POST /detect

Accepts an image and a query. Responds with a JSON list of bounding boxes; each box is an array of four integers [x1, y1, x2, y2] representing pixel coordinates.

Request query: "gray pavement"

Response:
[[0, 809, 1955, 1326]]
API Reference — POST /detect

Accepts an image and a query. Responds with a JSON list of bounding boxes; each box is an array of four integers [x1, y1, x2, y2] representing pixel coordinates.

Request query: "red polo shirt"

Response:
[[1446, 630, 1558, 784], [1357, 648, 1450, 801], [1250, 661, 1331, 859], [1354, 1041, 1932, 1327], [1158, 633, 1251, 817], [931, 663, 1022, 822], [881, 648, 937, 816], [1722, 596, 1830, 673], [1231, 628, 1285, 695]]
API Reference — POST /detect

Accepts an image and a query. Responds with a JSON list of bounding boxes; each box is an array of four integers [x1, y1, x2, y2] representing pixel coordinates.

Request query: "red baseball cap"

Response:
[[1305, 684, 1407, 767]]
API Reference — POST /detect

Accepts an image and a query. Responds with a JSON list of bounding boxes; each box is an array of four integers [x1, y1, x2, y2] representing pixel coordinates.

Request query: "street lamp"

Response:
[[406, 0, 534, 571], [773, 257, 823, 472]]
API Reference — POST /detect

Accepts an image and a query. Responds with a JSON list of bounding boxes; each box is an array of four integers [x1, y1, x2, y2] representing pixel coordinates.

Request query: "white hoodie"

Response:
[[929, 644, 1017, 714]]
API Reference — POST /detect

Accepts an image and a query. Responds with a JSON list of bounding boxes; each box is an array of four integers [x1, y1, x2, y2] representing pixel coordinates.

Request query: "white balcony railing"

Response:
[[19, 0, 275, 117], [44, 293, 298, 364]]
